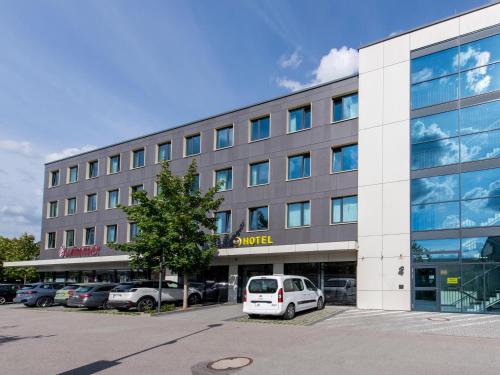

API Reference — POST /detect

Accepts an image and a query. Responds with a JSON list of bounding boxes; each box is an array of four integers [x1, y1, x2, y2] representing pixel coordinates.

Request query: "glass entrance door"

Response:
[[237, 264, 273, 303], [414, 266, 438, 311]]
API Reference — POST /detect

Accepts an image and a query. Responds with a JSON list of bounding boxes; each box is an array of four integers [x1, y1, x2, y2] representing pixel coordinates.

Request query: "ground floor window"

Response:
[[38, 269, 151, 284]]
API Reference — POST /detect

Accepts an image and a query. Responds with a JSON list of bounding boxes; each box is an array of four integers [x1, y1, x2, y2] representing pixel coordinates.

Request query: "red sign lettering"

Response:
[[58, 245, 100, 258]]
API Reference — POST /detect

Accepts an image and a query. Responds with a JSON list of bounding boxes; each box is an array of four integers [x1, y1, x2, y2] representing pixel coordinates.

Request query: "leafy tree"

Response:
[[0, 234, 39, 283], [111, 160, 223, 310]]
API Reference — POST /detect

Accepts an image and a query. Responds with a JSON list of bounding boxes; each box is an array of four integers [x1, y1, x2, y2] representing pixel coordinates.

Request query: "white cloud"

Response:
[[45, 145, 97, 162], [0, 139, 33, 156], [279, 48, 302, 69], [277, 46, 359, 92]]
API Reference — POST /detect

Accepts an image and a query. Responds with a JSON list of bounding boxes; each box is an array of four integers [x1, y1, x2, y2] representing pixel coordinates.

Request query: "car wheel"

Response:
[[248, 314, 259, 319], [136, 297, 156, 312], [0, 297, 6, 305], [36, 296, 53, 308], [317, 297, 325, 310], [101, 300, 110, 310], [283, 303, 295, 320], [188, 293, 201, 306]]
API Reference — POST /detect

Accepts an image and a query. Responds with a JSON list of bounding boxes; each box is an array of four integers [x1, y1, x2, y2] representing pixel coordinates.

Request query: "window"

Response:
[[48, 201, 58, 218], [288, 153, 310, 180], [249, 206, 269, 231], [331, 196, 358, 223], [411, 174, 459, 205], [215, 168, 232, 191], [249, 161, 269, 186], [157, 142, 171, 162], [215, 126, 233, 149], [462, 236, 500, 262], [411, 202, 460, 231], [283, 278, 304, 292], [190, 174, 200, 193], [65, 230, 75, 248], [107, 189, 119, 209], [287, 201, 310, 228], [248, 279, 278, 293], [215, 211, 231, 234], [130, 185, 143, 205], [88, 160, 99, 179], [86, 193, 97, 212], [185, 134, 201, 156], [288, 105, 311, 133], [106, 224, 117, 244], [460, 100, 500, 136], [47, 232, 56, 249], [411, 138, 459, 170], [250, 116, 270, 142], [129, 223, 139, 241], [68, 166, 78, 183], [109, 155, 120, 174], [50, 170, 60, 187], [132, 148, 145, 169], [460, 128, 500, 162], [333, 93, 358, 122], [332, 144, 358, 172], [84, 227, 95, 245], [66, 197, 77, 215], [411, 238, 460, 263]]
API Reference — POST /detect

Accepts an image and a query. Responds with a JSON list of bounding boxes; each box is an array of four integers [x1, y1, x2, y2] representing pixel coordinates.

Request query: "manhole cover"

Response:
[[208, 357, 253, 371], [427, 317, 450, 321]]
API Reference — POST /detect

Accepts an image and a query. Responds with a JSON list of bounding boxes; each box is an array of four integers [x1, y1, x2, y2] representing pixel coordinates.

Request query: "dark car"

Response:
[[204, 282, 229, 303], [14, 283, 65, 307], [0, 284, 21, 304], [67, 283, 116, 309]]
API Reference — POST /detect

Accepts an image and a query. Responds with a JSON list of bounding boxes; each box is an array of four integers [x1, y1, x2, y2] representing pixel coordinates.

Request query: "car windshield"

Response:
[[248, 279, 278, 294], [75, 286, 94, 293], [325, 279, 347, 287]]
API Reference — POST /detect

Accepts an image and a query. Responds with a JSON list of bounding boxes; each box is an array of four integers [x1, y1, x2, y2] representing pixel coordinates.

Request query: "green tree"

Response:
[[0, 234, 39, 283], [111, 160, 223, 310]]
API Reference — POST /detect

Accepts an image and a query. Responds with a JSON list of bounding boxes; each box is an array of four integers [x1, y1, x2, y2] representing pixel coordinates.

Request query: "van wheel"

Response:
[[248, 314, 259, 319], [137, 297, 156, 312], [283, 304, 295, 320], [0, 297, 6, 305], [317, 297, 325, 310], [36, 296, 53, 308]]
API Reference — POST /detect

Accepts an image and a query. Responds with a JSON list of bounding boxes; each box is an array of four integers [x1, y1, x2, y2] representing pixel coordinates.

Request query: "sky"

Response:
[[0, 0, 491, 239]]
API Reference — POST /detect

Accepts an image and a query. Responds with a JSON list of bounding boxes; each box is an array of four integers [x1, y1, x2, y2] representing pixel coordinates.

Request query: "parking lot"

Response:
[[1, 303, 500, 374]]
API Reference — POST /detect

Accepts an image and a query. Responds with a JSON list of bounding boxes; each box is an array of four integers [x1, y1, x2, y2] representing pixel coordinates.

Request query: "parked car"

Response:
[[243, 275, 324, 320], [0, 284, 21, 304], [67, 283, 116, 309], [204, 282, 229, 303], [14, 283, 65, 307], [323, 278, 357, 305], [54, 284, 81, 306], [108, 280, 203, 312]]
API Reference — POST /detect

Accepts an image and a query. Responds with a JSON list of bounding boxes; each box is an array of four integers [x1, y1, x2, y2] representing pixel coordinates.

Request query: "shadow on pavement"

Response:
[[0, 334, 56, 346]]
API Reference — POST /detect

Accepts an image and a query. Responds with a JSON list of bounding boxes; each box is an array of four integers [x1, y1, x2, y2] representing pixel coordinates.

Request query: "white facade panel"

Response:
[[359, 43, 383, 74], [382, 180, 410, 236], [357, 257, 382, 291], [358, 69, 383, 130], [383, 34, 410, 66], [382, 120, 410, 183], [459, 4, 500, 35], [382, 62, 410, 124], [358, 184, 383, 236], [358, 125, 383, 186], [410, 18, 460, 50]]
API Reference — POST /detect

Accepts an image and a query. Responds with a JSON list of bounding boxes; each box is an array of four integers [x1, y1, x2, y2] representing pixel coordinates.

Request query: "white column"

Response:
[[227, 264, 238, 303], [273, 263, 284, 275]]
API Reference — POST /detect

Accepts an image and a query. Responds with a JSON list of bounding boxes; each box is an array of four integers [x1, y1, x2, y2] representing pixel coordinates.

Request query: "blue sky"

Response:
[[0, 0, 489, 238]]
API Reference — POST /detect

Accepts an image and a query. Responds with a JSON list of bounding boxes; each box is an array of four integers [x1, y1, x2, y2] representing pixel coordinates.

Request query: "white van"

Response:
[[243, 275, 325, 320]]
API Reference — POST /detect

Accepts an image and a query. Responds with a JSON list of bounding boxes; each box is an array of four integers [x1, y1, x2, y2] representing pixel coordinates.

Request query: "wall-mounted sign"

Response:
[[447, 277, 459, 285], [59, 245, 100, 258], [233, 235, 273, 247]]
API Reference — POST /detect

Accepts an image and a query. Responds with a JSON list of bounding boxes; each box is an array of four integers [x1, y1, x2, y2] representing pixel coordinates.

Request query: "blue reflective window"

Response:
[[287, 201, 311, 228], [132, 149, 145, 168], [411, 75, 459, 109], [106, 225, 117, 244], [289, 106, 311, 132], [190, 174, 200, 192], [332, 144, 358, 172], [216, 126, 233, 149], [411, 47, 458, 84], [185, 134, 201, 156], [460, 62, 500, 98], [130, 185, 143, 205], [250, 116, 270, 141], [459, 34, 500, 71], [108, 190, 119, 208], [129, 223, 139, 241], [215, 168, 232, 191], [88, 160, 98, 178], [86, 194, 97, 212], [411, 202, 460, 231], [333, 93, 358, 121], [461, 197, 500, 228], [411, 111, 458, 144], [411, 238, 460, 262], [460, 128, 500, 162], [460, 100, 500, 135], [411, 174, 459, 205], [249, 161, 269, 186], [85, 227, 95, 245], [67, 197, 76, 215], [461, 236, 500, 262], [331, 196, 357, 223], [411, 138, 459, 170], [215, 211, 231, 234], [461, 168, 500, 200], [288, 153, 310, 180], [158, 143, 171, 162], [69, 165, 79, 182], [249, 206, 269, 231]]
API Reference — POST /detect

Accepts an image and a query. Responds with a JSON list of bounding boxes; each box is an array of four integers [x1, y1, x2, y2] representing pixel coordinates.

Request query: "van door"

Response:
[[290, 278, 309, 311], [303, 278, 319, 309]]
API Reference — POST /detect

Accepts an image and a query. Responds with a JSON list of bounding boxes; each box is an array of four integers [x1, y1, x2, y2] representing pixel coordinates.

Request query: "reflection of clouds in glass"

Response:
[[461, 130, 500, 162], [411, 68, 433, 83], [456, 47, 491, 69], [412, 138, 459, 169], [443, 214, 460, 228], [412, 119, 448, 143], [462, 197, 500, 227], [458, 46, 492, 95], [412, 175, 458, 204]]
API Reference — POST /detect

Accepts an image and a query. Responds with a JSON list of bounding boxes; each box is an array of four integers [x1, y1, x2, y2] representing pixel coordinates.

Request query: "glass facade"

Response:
[[288, 105, 311, 132], [250, 116, 270, 141]]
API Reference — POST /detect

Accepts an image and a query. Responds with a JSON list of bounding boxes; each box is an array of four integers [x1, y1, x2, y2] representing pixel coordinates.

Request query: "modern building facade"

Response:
[[5, 3, 500, 313]]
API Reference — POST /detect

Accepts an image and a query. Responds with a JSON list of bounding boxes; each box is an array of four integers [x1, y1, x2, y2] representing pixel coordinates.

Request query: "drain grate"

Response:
[[207, 357, 253, 371]]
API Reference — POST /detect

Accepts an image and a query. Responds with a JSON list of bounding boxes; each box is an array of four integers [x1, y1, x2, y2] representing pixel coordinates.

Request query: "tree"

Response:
[[111, 160, 223, 310], [0, 234, 39, 283]]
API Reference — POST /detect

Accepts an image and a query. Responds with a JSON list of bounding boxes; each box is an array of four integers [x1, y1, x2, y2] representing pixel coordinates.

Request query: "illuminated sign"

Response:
[[447, 277, 459, 285], [233, 235, 273, 247], [58, 245, 100, 258]]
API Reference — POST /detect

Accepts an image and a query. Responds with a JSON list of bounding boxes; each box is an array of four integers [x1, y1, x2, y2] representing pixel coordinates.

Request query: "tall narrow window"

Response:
[[190, 174, 200, 193], [47, 232, 56, 249], [132, 149, 145, 169], [249, 161, 269, 186], [129, 223, 139, 241], [68, 166, 78, 183], [331, 196, 358, 223], [333, 93, 358, 122], [157, 142, 171, 162], [332, 144, 358, 172], [130, 185, 143, 205], [48, 201, 58, 218], [288, 105, 311, 133], [288, 153, 310, 180], [216, 126, 233, 149], [65, 230, 75, 247], [50, 170, 60, 187], [108, 189, 119, 209], [249, 206, 269, 231], [185, 134, 201, 156], [287, 201, 311, 228], [106, 224, 117, 244], [67, 197, 77, 215], [109, 155, 120, 174], [88, 160, 99, 178], [215, 168, 232, 191], [250, 116, 270, 141], [215, 211, 231, 234], [85, 227, 95, 245], [86, 193, 97, 212]]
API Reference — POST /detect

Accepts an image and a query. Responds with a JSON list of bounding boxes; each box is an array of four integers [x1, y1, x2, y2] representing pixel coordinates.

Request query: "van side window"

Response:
[[304, 279, 317, 291], [292, 279, 304, 291], [283, 279, 295, 292]]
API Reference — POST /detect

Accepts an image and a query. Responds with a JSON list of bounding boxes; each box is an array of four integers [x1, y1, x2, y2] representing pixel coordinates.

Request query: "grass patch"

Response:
[[144, 304, 176, 314]]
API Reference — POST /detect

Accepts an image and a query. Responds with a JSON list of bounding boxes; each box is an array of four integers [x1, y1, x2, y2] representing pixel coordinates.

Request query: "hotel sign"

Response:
[[233, 235, 273, 247], [58, 245, 101, 258]]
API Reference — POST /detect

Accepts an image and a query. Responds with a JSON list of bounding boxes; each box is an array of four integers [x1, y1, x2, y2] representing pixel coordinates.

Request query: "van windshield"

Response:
[[248, 279, 278, 294]]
